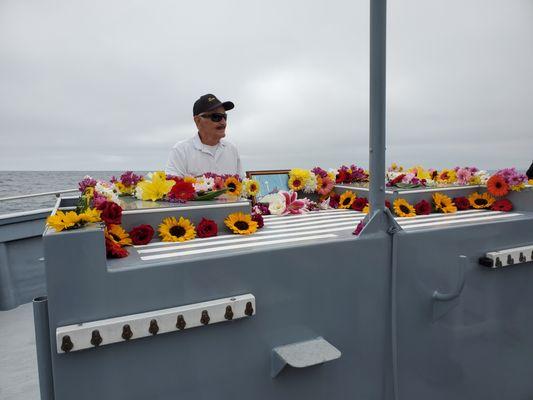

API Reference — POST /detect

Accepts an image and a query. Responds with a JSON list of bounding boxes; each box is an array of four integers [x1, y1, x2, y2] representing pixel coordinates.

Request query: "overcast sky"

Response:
[[1, 0, 532, 172]]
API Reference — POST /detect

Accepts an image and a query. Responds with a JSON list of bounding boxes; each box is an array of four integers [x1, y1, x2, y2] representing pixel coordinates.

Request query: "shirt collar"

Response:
[[193, 133, 226, 151]]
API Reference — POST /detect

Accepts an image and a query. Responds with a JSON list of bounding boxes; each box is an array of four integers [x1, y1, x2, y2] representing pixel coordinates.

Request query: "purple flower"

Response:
[[311, 167, 328, 178], [353, 221, 365, 236], [120, 171, 143, 186], [79, 176, 97, 192]]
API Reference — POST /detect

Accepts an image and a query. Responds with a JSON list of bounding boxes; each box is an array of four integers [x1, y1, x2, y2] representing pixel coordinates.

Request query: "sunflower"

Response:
[[159, 217, 196, 242], [393, 198, 416, 217], [486, 174, 509, 197], [437, 169, 457, 184], [468, 192, 495, 209], [105, 224, 132, 246], [245, 179, 260, 197], [288, 175, 306, 191], [433, 193, 457, 213], [78, 208, 102, 223], [46, 211, 81, 232], [224, 176, 242, 197], [338, 191, 356, 209], [224, 212, 258, 235]]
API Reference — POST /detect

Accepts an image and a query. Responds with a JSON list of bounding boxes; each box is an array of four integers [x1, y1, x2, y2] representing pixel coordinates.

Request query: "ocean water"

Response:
[[0, 171, 145, 215]]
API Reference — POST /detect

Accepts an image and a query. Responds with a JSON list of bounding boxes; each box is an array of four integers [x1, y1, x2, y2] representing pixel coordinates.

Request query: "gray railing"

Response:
[[0, 189, 78, 202]]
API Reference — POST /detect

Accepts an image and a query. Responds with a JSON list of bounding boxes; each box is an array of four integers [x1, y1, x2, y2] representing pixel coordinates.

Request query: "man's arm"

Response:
[[165, 146, 188, 177]]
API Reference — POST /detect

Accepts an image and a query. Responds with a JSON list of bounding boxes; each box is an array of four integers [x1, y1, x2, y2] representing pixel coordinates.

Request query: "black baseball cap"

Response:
[[193, 94, 234, 116]]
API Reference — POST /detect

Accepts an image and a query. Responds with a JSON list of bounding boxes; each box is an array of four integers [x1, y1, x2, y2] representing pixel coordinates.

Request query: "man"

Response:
[[165, 94, 242, 177]]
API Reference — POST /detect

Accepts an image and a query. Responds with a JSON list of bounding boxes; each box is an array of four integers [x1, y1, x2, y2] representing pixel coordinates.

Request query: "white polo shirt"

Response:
[[165, 134, 243, 177]]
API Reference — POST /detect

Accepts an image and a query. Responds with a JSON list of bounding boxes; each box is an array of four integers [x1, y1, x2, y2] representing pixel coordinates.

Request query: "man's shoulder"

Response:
[[171, 136, 197, 151]]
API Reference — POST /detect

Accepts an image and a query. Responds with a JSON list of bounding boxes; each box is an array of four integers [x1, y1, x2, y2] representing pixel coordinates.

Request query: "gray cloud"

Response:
[[0, 0, 532, 172]]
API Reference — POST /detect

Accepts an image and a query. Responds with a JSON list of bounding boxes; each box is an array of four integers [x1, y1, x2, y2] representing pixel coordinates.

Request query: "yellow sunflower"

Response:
[[224, 176, 242, 197], [46, 211, 81, 232], [224, 212, 258, 235], [105, 224, 132, 246], [362, 204, 370, 214], [468, 192, 495, 209], [437, 169, 457, 184], [158, 217, 196, 242], [433, 193, 457, 213], [78, 208, 102, 223], [393, 198, 416, 217], [338, 191, 356, 209], [288, 175, 306, 191], [245, 179, 260, 197]]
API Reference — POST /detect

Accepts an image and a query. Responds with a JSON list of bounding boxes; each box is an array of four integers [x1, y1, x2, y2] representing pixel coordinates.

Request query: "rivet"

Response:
[[224, 306, 234, 320], [507, 255, 514, 265], [90, 330, 102, 347], [245, 302, 254, 316], [122, 324, 133, 341], [149, 319, 159, 335], [200, 310, 210, 325], [176, 315, 186, 330], [61, 335, 74, 353]]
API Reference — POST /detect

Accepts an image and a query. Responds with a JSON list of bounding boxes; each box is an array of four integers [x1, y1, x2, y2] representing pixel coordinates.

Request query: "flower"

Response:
[[468, 192, 495, 209], [414, 200, 431, 215], [197, 218, 218, 238], [453, 196, 470, 211], [351, 197, 368, 212], [225, 212, 258, 235], [353, 220, 365, 236], [46, 211, 81, 232], [95, 181, 120, 204], [97, 201, 123, 225], [329, 192, 340, 208], [105, 224, 132, 246], [288, 175, 305, 191], [280, 190, 308, 214], [135, 171, 175, 201], [105, 238, 129, 258], [487, 174, 509, 197], [491, 199, 513, 212], [338, 191, 356, 209], [159, 217, 196, 242], [78, 175, 97, 192], [303, 173, 318, 193], [224, 176, 242, 197], [129, 224, 155, 245], [316, 175, 334, 196], [433, 193, 457, 213], [251, 213, 264, 228], [242, 179, 260, 197], [288, 168, 311, 191], [393, 198, 416, 217], [78, 208, 102, 223], [437, 169, 457, 184], [168, 179, 196, 202]]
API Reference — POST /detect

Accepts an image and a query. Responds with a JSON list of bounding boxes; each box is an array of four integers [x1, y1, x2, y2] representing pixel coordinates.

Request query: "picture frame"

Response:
[[245, 169, 290, 203]]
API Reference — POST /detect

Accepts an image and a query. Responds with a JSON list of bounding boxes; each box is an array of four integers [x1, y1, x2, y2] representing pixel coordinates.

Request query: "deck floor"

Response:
[[0, 303, 39, 400]]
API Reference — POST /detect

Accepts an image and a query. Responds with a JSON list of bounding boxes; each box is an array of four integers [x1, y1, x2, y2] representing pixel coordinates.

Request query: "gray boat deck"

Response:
[[0, 302, 38, 400]]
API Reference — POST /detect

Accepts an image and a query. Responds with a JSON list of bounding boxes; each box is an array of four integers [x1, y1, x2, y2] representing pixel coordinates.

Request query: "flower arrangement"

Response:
[[260, 190, 311, 215], [111, 171, 143, 195]]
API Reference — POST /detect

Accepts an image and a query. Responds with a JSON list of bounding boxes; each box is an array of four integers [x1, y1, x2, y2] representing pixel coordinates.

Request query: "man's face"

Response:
[[194, 106, 227, 142]]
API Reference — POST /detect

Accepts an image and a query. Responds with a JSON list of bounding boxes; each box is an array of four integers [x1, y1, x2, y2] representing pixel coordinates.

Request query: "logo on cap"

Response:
[[208, 97, 215, 102]]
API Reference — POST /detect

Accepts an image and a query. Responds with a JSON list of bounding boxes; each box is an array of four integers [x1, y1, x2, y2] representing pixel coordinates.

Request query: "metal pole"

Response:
[[369, 0, 387, 215], [33, 296, 55, 400]]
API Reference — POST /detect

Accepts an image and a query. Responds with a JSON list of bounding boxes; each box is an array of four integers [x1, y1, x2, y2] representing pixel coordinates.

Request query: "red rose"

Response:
[[251, 213, 264, 229], [351, 197, 368, 211], [129, 224, 154, 245], [97, 201, 123, 225], [169, 180, 196, 201], [197, 218, 218, 238], [336, 170, 347, 184], [105, 238, 128, 258], [414, 199, 431, 215], [385, 200, 391, 209], [491, 199, 513, 212], [329, 192, 340, 208], [453, 197, 470, 211]]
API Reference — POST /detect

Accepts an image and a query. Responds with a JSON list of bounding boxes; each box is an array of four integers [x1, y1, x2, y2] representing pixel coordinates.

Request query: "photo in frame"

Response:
[[245, 170, 290, 202]]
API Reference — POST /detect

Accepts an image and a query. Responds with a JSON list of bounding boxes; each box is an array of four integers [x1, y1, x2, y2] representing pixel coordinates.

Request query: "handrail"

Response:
[[0, 189, 78, 202]]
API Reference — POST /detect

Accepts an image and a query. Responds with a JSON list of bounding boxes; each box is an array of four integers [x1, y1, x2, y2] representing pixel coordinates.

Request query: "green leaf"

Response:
[[193, 188, 227, 201]]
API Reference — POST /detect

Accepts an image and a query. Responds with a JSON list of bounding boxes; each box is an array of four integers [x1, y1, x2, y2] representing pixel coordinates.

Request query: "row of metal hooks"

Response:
[[61, 302, 254, 353]]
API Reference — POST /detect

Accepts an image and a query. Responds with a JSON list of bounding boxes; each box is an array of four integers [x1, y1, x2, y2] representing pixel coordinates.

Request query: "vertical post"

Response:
[[369, 0, 387, 216], [33, 296, 55, 400]]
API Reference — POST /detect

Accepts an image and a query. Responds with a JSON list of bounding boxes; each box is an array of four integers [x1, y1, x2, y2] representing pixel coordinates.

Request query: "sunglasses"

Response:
[[200, 113, 228, 122]]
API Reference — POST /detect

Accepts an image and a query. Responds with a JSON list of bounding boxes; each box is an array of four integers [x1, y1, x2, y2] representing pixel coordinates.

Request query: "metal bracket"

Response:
[[271, 337, 341, 378], [432, 255, 467, 322]]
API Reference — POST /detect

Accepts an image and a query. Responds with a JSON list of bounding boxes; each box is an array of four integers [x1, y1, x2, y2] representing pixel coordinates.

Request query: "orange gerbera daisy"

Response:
[[486, 174, 509, 197]]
